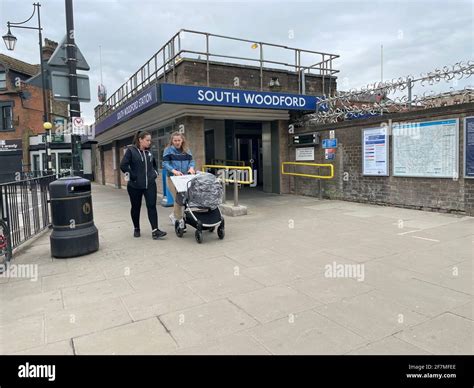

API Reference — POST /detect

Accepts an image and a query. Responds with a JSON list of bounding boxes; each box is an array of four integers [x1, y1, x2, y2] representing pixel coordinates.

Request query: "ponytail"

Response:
[[132, 130, 151, 148]]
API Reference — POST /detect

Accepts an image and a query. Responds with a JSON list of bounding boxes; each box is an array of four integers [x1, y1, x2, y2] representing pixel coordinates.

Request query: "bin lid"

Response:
[[49, 176, 92, 198]]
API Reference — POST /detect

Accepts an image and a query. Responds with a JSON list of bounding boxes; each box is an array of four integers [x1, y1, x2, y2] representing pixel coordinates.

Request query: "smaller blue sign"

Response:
[[95, 85, 158, 136], [322, 139, 338, 149]]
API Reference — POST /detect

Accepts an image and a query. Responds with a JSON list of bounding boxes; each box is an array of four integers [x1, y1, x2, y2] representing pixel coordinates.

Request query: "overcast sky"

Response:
[[1, 0, 472, 124]]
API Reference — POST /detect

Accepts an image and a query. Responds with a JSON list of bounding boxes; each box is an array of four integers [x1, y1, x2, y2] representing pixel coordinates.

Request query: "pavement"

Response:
[[0, 183, 472, 355]]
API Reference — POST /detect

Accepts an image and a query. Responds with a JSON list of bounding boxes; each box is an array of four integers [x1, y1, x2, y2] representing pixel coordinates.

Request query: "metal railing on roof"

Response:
[[95, 29, 339, 124]]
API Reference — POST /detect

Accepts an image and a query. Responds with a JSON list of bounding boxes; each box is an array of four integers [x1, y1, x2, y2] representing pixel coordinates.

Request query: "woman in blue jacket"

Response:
[[120, 131, 167, 239], [162, 131, 196, 228]]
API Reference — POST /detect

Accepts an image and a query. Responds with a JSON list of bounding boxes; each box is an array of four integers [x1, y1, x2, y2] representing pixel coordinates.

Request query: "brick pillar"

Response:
[[98, 145, 105, 185], [112, 141, 121, 189], [277, 119, 291, 194], [174, 116, 205, 171]]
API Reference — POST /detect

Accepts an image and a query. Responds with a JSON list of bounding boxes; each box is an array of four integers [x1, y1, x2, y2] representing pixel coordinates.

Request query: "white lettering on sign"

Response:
[[197, 89, 240, 104], [116, 92, 153, 121], [244, 93, 306, 108], [196, 89, 307, 108]]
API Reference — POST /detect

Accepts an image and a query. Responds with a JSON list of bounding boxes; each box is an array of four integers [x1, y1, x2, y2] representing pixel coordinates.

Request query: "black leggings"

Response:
[[127, 182, 158, 230]]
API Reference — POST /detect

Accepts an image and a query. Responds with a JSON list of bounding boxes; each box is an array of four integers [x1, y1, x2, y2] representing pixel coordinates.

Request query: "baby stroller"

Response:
[[173, 172, 225, 244]]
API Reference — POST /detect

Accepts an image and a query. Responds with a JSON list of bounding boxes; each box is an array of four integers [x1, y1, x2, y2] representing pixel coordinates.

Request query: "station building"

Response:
[[92, 29, 338, 195]]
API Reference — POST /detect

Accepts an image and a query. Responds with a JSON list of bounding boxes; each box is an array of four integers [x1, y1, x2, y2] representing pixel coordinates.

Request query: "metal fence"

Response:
[[95, 29, 340, 123], [0, 171, 57, 185], [0, 173, 65, 253], [300, 60, 474, 125]]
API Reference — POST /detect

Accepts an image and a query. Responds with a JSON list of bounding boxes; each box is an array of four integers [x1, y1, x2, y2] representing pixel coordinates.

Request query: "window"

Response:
[[42, 152, 57, 172], [32, 155, 40, 172], [0, 104, 13, 130], [0, 71, 6, 89], [58, 153, 72, 173]]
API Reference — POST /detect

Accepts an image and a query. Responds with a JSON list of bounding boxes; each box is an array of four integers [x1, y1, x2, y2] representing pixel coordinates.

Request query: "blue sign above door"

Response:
[[159, 83, 322, 111]]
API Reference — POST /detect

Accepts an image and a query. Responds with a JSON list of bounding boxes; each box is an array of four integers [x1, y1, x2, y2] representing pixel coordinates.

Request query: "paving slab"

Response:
[[247, 310, 368, 355], [159, 299, 259, 348], [0, 315, 45, 354], [171, 332, 271, 355], [185, 274, 264, 302], [12, 340, 74, 355], [61, 278, 135, 308], [44, 298, 132, 343], [121, 283, 205, 321], [229, 285, 321, 324], [314, 290, 429, 341], [73, 318, 177, 355], [347, 336, 432, 355], [394, 313, 474, 355]]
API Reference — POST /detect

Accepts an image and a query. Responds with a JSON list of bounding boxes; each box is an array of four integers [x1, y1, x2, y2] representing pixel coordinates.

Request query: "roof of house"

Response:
[[0, 53, 40, 76]]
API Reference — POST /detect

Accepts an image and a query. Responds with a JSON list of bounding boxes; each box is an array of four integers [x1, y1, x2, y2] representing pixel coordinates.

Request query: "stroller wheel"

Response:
[[175, 220, 184, 238], [195, 230, 203, 244], [208, 227, 215, 233], [217, 226, 225, 240]]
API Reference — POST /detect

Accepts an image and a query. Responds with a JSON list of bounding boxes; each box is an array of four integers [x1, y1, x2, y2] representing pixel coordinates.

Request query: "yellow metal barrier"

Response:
[[202, 165, 253, 185], [281, 162, 334, 179]]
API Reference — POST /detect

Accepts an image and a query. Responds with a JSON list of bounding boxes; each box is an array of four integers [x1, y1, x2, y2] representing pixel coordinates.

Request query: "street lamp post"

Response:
[[65, 0, 83, 177], [3, 2, 53, 175]]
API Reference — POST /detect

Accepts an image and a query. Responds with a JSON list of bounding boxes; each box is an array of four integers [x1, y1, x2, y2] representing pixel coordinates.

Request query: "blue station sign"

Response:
[[95, 83, 325, 136], [159, 83, 322, 111], [95, 85, 158, 135]]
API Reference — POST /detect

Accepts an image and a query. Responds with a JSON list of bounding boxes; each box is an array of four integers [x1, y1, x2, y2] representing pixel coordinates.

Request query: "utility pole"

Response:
[[65, 0, 83, 176]]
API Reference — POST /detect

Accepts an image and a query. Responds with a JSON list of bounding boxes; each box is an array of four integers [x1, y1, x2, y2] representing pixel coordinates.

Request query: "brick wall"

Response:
[[100, 141, 167, 194], [103, 149, 115, 186], [0, 84, 43, 141], [290, 103, 474, 215], [93, 145, 103, 184], [277, 119, 291, 194], [1, 80, 68, 172], [174, 59, 337, 95], [174, 116, 205, 171]]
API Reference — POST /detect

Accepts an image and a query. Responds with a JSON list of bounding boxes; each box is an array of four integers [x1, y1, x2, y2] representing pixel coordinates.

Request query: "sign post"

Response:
[[47, 1, 90, 177]]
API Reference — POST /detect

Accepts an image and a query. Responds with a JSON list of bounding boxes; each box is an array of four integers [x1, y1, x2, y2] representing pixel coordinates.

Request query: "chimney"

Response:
[[42, 38, 58, 62]]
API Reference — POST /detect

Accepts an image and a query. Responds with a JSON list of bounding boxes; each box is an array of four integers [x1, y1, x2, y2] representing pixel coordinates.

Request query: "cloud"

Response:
[[0, 0, 472, 124]]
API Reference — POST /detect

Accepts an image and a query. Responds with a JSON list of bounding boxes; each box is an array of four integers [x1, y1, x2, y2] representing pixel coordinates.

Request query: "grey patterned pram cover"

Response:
[[187, 172, 223, 209]]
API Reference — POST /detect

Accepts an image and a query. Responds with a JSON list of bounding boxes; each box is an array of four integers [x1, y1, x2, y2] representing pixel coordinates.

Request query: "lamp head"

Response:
[[2, 26, 17, 51]]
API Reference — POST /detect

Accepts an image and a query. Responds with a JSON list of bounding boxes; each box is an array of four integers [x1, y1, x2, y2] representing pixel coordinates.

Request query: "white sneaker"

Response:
[[169, 213, 176, 226]]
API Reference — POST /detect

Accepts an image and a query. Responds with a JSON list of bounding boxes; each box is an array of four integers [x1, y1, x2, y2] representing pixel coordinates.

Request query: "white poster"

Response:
[[392, 119, 458, 178], [170, 174, 197, 193], [295, 147, 314, 161], [363, 126, 389, 176]]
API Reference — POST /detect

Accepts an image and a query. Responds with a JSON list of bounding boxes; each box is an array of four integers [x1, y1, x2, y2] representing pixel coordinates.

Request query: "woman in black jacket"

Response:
[[120, 131, 167, 239]]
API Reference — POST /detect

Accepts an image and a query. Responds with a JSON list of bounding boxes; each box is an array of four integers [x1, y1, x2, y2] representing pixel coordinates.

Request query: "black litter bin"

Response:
[[49, 176, 99, 258]]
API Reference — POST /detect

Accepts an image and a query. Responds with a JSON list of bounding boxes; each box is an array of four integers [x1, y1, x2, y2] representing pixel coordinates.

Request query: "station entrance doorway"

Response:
[[204, 119, 280, 194]]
